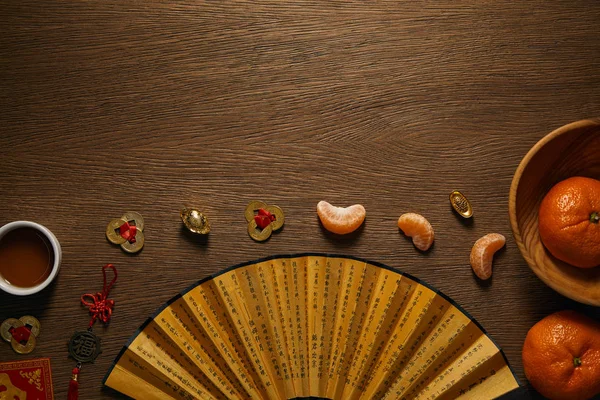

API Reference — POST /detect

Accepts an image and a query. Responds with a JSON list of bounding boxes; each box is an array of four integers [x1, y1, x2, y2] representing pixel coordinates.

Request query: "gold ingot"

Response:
[[450, 191, 473, 218], [106, 218, 128, 245], [121, 230, 145, 254], [180, 208, 211, 235], [1, 318, 22, 342], [19, 316, 41, 338], [12, 334, 36, 354], [121, 211, 145, 231]]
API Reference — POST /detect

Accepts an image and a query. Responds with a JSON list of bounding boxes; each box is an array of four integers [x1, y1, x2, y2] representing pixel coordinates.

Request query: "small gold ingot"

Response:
[[180, 208, 211, 235], [19, 316, 41, 338], [245, 201, 284, 242], [1, 318, 22, 342], [450, 191, 473, 218]]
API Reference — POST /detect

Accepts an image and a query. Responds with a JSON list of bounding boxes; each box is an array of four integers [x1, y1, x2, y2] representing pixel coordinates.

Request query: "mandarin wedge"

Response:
[[470, 233, 505, 280], [397, 213, 434, 251], [316, 201, 366, 235]]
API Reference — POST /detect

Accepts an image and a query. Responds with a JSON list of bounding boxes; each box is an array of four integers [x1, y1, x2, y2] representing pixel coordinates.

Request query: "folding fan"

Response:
[[104, 254, 521, 399]]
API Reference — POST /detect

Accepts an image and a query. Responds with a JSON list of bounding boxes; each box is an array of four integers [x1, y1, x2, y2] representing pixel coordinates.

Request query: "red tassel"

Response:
[[68, 367, 79, 400]]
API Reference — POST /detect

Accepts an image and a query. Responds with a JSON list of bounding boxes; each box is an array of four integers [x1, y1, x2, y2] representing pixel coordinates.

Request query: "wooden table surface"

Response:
[[2, 1, 600, 399]]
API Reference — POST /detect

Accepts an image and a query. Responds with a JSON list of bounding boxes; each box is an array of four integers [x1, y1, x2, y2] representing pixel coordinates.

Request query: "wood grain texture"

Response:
[[1, 1, 600, 398]]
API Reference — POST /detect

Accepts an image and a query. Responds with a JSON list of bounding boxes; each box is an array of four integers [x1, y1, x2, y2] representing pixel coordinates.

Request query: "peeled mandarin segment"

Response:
[[397, 212, 434, 251], [316, 200, 366, 235], [470, 233, 506, 280]]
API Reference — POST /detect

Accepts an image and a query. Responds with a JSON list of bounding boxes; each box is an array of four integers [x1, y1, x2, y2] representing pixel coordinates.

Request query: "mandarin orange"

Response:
[[522, 310, 600, 400], [538, 176, 600, 268]]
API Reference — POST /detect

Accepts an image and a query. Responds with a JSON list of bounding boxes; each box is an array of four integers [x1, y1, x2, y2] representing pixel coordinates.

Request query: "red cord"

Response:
[[119, 221, 137, 243], [80, 264, 117, 328], [254, 208, 276, 229]]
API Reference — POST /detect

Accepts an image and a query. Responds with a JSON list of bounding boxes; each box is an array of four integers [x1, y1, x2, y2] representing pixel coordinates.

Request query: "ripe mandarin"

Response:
[[522, 310, 600, 400], [538, 176, 600, 268]]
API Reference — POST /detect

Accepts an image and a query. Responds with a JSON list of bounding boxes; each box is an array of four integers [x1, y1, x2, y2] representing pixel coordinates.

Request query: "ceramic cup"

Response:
[[0, 221, 62, 296]]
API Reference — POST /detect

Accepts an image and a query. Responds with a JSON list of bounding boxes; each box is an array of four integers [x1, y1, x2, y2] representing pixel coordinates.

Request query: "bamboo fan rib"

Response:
[[104, 254, 521, 400]]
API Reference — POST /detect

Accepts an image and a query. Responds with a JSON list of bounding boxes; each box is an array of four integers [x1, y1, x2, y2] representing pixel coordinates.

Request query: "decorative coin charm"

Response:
[[1, 316, 41, 354], [120, 211, 145, 232], [106, 212, 145, 253], [66, 264, 117, 399], [68, 330, 102, 363], [181, 208, 211, 234], [19, 315, 41, 337], [245, 201, 285, 242], [12, 335, 36, 355], [0, 318, 21, 342], [121, 230, 145, 254], [106, 219, 127, 245], [450, 191, 473, 218]]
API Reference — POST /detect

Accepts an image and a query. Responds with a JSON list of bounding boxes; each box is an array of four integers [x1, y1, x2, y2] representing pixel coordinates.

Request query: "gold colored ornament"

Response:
[[12, 335, 36, 354], [1, 318, 22, 342], [18, 315, 41, 337], [106, 212, 145, 253], [245, 201, 284, 242], [120, 230, 145, 253], [450, 191, 473, 218], [244, 200, 268, 222], [120, 211, 145, 232], [247, 220, 272, 242], [106, 211, 145, 253], [1, 316, 41, 354], [106, 219, 127, 245], [180, 208, 211, 235]]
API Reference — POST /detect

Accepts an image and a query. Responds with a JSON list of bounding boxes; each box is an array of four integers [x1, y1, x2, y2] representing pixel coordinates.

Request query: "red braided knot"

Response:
[[80, 264, 117, 328]]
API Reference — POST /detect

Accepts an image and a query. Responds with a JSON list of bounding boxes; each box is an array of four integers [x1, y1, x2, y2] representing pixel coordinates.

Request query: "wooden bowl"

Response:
[[509, 119, 600, 306]]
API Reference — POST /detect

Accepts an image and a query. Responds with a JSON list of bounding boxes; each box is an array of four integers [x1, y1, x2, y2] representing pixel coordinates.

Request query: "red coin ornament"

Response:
[[1, 316, 41, 354], [254, 208, 276, 229], [245, 200, 285, 242], [67, 264, 117, 400], [106, 211, 145, 253], [118, 221, 137, 243], [11, 326, 31, 343]]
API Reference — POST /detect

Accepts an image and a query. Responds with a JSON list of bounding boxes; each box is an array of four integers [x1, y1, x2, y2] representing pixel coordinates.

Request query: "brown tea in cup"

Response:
[[0, 227, 54, 288]]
